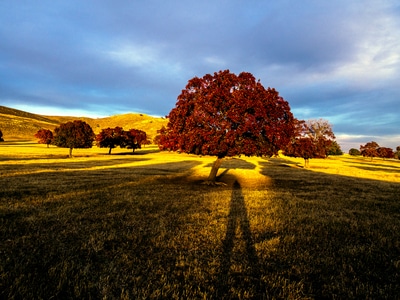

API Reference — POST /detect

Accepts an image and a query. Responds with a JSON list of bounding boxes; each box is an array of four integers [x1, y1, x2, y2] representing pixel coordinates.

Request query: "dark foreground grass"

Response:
[[1, 152, 400, 299]]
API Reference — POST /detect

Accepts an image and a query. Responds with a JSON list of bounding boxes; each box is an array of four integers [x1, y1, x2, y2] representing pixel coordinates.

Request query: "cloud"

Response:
[[1, 0, 399, 149]]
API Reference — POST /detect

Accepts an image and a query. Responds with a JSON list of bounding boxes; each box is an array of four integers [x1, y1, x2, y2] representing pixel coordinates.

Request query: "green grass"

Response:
[[1, 143, 400, 299]]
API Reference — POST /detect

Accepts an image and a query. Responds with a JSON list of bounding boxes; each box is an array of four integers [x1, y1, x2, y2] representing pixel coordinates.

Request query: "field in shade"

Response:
[[1, 142, 399, 299]]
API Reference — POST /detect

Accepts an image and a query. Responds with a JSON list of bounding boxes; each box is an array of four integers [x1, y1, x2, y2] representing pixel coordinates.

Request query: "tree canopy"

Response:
[[360, 142, 396, 160], [327, 140, 343, 156], [121, 129, 149, 152], [360, 141, 379, 160], [96, 127, 149, 154], [283, 119, 336, 167], [349, 148, 361, 156], [396, 146, 400, 160], [159, 70, 296, 182], [377, 147, 394, 159], [96, 127, 125, 154], [34, 129, 53, 147], [53, 120, 95, 157]]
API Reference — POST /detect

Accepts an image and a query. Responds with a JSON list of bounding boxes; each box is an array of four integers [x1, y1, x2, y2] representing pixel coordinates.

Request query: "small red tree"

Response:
[[159, 70, 296, 183], [121, 129, 149, 152], [34, 129, 53, 147], [360, 141, 379, 160], [96, 127, 124, 154], [284, 136, 315, 168], [52, 120, 95, 157], [377, 147, 394, 159], [284, 119, 336, 167]]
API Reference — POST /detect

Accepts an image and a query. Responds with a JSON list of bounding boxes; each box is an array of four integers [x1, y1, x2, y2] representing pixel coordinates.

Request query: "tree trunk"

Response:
[[109, 147, 112, 154], [69, 148, 73, 158], [304, 158, 309, 168], [207, 157, 224, 183]]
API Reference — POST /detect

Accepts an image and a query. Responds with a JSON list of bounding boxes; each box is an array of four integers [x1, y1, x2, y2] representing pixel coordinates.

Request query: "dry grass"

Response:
[[0, 105, 168, 141], [1, 143, 400, 299]]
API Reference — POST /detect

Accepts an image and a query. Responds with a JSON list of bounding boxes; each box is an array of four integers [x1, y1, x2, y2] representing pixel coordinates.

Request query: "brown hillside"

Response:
[[0, 106, 168, 142], [0, 106, 60, 140]]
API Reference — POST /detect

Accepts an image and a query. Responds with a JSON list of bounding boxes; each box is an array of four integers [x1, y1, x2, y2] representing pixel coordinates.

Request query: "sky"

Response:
[[1, 0, 399, 151]]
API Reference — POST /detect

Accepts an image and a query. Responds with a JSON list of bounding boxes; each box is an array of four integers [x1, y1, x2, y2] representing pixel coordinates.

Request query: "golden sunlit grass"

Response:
[[1, 142, 400, 299], [279, 154, 400, 183]]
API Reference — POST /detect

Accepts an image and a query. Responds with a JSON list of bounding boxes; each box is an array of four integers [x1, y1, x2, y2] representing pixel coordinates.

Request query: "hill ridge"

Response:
[[0, 106, 167, 141]]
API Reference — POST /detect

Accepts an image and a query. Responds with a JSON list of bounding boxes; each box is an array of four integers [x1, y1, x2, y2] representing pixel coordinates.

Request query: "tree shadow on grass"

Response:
[[216, 179, 261, 298], [258, 157, 400, 298], [353, 165, 400, 173], [205, 157, 257, 170], [111, 148, 160, 155], [0, 159, 207, 299]]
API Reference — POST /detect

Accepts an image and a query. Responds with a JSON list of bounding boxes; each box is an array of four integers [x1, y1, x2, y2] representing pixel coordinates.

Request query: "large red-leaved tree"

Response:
[[159, 70, 296, 183], [52, 120, 95, 157]]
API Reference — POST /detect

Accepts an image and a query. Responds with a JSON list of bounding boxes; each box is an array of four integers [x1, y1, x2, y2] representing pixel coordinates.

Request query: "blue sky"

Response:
[[1, 0, 399, 151]]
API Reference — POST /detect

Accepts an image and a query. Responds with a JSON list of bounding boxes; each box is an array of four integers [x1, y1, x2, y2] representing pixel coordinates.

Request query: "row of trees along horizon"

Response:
[[1, 70, 399, 181], [32, 122, 151, 157]]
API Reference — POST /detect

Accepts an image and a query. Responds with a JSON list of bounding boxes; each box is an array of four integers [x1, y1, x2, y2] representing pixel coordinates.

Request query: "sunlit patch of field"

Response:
[[1, 142, 400, 299], [279, 153, 400, 183]]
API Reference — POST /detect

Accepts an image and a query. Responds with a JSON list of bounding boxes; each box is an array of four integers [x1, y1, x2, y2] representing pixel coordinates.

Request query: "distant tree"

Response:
[[159, 70, 296, 183], [52, 120, 95, 157], [284, 119, 336, 167], [349, 148, 361, 156], [34, 129, 53, 147], [360, 141, 379, 160], [121, 129, 149, 152], [327, 140, 343, 156], [377, 147, 394, 160], [284, 136, 315, 168], [395, 146, 400, 160], [96, 127, 124, 154], [0, 129, 3, 142]]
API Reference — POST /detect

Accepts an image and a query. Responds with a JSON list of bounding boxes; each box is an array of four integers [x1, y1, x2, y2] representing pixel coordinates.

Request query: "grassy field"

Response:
[[1, 142, 400, 299]]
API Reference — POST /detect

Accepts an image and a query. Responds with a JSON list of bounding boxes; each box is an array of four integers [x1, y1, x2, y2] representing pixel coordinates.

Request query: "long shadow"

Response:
[[216, 180, 261, 298], [342, 159, 400, 169], [205, 157, 257, 170], [258, 158, 400, 297], [0, 159, 206, 299], [353, 165, 400, 173]]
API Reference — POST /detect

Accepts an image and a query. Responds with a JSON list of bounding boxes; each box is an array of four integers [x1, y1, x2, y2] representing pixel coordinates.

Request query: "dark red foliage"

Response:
[[53, 120, 95, 156], [121, 129, 149, 152], [360, 141, 380, 159], [159, 70, 296, 158], [34, 129, 53, 147], [96, 127, 125, 154], [283, 119, 336, 166], [377, 147, 394, 159]]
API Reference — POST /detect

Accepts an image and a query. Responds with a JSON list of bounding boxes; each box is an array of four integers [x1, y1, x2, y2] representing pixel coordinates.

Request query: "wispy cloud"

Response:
[[1, 0, 399, 149]]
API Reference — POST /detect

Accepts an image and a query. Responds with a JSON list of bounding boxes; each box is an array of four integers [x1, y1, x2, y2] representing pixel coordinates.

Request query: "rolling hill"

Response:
[[0, 106, 168, 142]]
